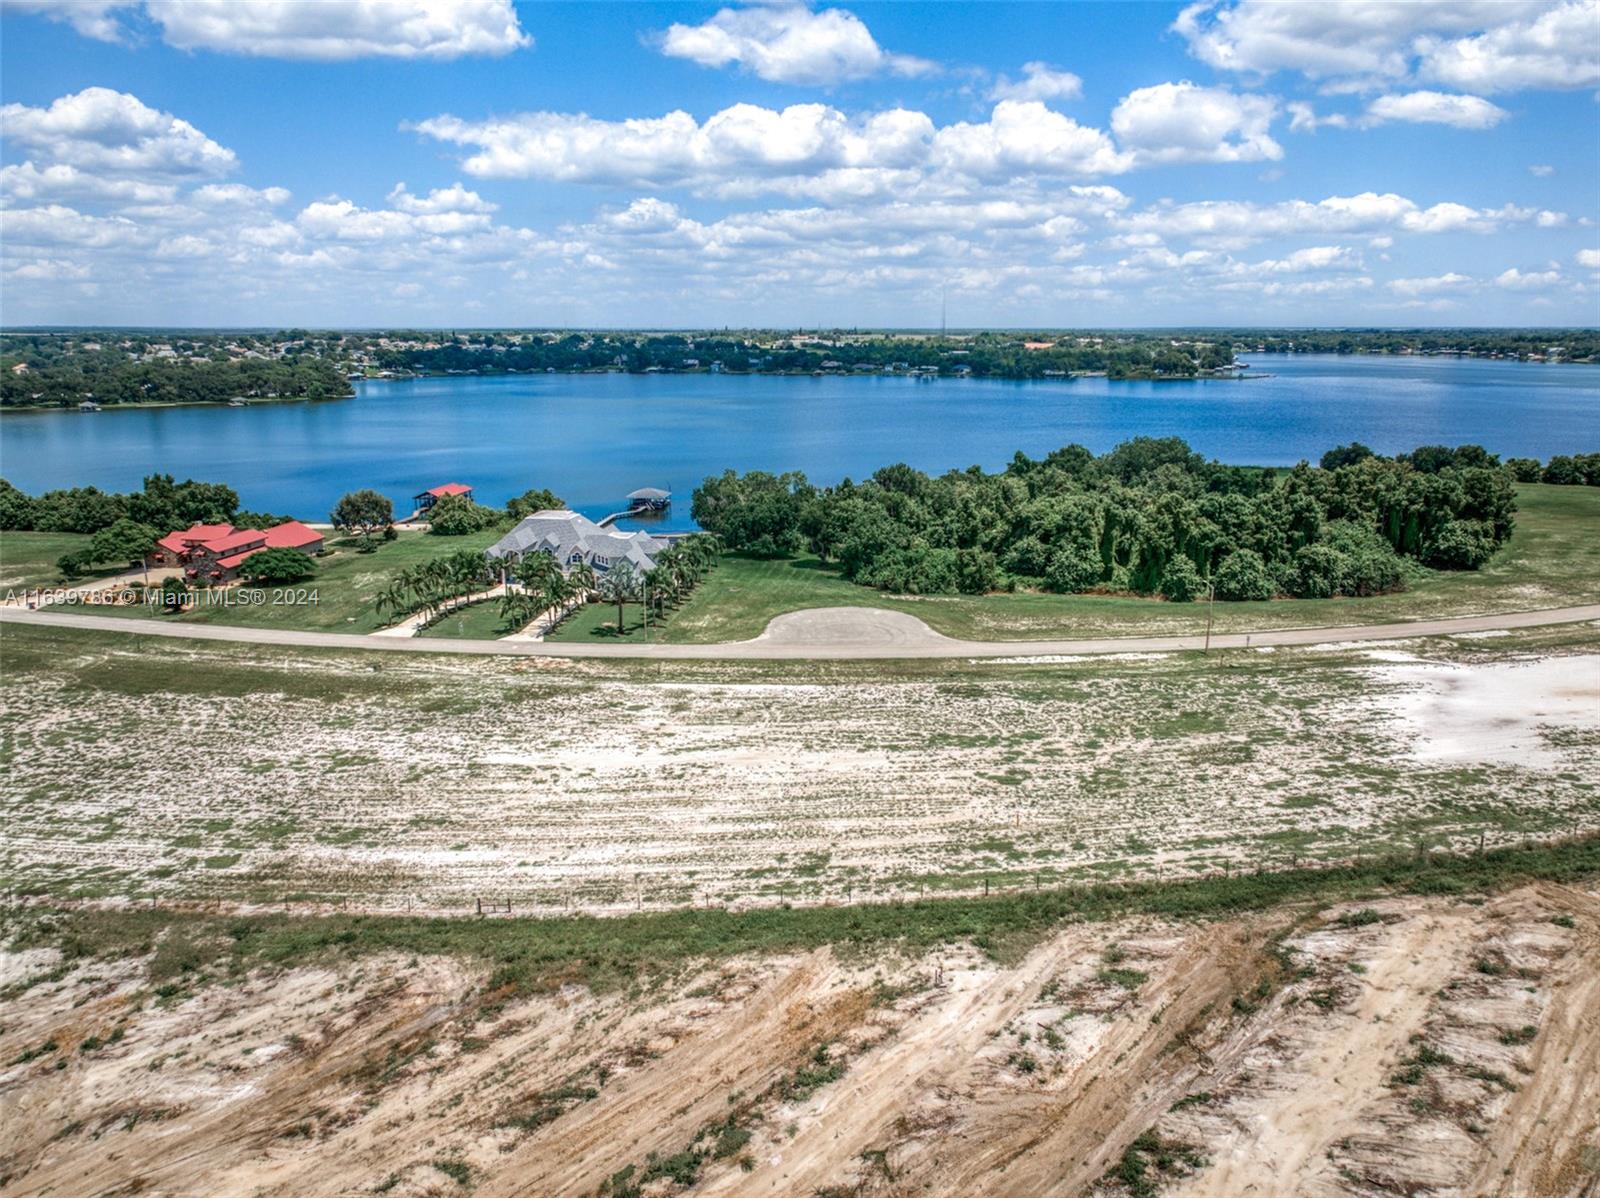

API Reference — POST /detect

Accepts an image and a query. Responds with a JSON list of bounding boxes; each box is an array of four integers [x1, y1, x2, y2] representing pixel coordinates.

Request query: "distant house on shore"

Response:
[[627, 487, 671, 513], [487, 510, 662, 576], [148, 520, 324, 583], [415, 482, 473, 511]]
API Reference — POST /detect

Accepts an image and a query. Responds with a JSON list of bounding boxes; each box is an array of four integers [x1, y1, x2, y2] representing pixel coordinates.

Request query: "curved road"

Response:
[[3, 603, 1598, 660]]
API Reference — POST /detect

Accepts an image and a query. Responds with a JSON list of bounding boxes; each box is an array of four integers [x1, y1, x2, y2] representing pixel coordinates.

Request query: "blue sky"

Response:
[[1, 0, 1597, 327]]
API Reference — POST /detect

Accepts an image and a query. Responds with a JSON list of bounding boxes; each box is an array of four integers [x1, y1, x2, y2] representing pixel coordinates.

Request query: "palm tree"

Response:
[[567, 560, 597, 601], [596, 560, 638, 634], [515, 551, 563, 596], [499, 587, 539, 632]]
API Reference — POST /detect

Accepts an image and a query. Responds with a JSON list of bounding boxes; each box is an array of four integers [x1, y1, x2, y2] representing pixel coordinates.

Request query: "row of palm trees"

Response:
[[497, 532, 723, 637], [497, 551, 593, 634], [374, 548, 494, 625]]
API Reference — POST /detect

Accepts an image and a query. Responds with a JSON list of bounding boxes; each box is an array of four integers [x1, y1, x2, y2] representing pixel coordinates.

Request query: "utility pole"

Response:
[[1204, 582, 1215, 653]]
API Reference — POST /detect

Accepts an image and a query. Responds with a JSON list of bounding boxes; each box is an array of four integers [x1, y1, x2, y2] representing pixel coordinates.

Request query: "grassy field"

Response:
[[3, 619, 1594, 914], [0, 531, 121, 591]]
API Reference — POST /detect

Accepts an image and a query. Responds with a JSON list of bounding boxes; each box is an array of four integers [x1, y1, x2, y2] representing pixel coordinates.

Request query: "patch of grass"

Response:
[[781, 1043, 846, 1101], [9, 1039, 58, 1065], [1334, 908, 1384, 929], [1107, 1129, 1206, 1197], [431, 1158, 470, 1186], [1099, 967, 1149, 991]]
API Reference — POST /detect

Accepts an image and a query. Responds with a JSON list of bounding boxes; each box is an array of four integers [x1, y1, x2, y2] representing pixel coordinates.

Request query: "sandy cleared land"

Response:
[[1, 621, 1596, 915], [2, 883, 1596, 1197]]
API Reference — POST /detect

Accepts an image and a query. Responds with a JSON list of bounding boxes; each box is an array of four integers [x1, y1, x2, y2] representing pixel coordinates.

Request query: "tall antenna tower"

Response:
[[940, 283, 947, 338]]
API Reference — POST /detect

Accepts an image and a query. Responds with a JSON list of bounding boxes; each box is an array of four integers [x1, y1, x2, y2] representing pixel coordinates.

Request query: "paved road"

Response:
[[3, 603, 1598, 660]]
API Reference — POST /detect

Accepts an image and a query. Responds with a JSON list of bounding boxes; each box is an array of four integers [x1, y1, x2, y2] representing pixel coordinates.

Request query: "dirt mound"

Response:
[[2, 887, 1597, 1197]]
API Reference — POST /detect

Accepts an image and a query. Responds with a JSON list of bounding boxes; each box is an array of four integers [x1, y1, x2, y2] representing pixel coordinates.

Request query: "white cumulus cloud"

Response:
[[1577, 248, 1600, 268], [1110, 82, 1281, 164], [3, 0, 531, 59], [1174, 0, 1598, 93], [659, 4, 931, 85], [0, 87, 237, 177], [1363, 91, 1508, 129], [989, 62, 1084, 102], [1389, 272, 1474, 295], [412, 100, 1133, 193], [0, 161, 178, 205], [0, 0, 132, 41], [1495, 266, 1562, 288]]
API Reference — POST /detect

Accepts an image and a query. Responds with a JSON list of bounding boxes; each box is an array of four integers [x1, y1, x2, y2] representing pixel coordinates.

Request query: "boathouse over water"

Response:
[[627, 487, 671, 513]]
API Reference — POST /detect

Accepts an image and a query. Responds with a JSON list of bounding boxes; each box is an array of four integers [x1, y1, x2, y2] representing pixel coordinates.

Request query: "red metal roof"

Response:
[[199, 528, 267, 554], [158, 522, 234, 553], [261, 520, 322, 549], [216, 548, 266, 569], [425, 482, 472, 497]]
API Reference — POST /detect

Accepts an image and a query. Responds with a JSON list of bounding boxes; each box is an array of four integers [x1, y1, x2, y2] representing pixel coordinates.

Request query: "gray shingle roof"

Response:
[[627, 487, 671, 501], [488, 510, 662, 573]]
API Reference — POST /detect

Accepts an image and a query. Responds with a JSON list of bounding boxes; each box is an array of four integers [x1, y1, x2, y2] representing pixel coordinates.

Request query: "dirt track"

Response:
[[4, 885, 1597, 1197], [4, 601, 1600, 659]]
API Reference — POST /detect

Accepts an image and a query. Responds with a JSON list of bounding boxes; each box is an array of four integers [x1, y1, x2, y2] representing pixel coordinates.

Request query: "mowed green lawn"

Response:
[[416, 596, 518, 640], [641, 483, 1600, 643], [47, 529, 503, 634], [0, 531, 126, 591], [541, 597, 655, 642]]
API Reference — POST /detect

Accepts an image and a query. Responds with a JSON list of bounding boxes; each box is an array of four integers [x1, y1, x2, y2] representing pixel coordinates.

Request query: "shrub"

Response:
[[1291, 543, 1344, 599], [1213, 549, 1275, 601], [1422, 519, 1496, 570], [1158, 555, 1203, 602], [1045, 545, 1102, 594]]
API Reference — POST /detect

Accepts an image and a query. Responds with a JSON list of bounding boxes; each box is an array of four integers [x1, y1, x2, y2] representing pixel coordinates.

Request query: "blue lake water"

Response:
[[0, 355, 1595, 526]]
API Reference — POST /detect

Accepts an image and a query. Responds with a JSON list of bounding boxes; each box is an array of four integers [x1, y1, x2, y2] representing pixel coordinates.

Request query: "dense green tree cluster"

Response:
[[693, 438, 1522, 601], [426, 493, 503, 536], [504, 486, 565, 520], [0, 474, 288, 535], [240, 547, 317, 584], [1505, 454, 1600, 486], [0, 354, 351, 409]]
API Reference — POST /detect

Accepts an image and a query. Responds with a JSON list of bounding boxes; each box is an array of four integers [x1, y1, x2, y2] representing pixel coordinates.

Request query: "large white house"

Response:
[[486, 509, 662, 574]]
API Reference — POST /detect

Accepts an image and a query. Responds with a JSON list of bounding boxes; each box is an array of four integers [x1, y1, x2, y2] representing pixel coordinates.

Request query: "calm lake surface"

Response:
[[1, 354, 1595, 526]]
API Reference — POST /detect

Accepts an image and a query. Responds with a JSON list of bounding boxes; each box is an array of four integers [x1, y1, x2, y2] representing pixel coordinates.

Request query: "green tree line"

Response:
[[0, 357, 351, 409], [691, 439, 1533, 601]]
